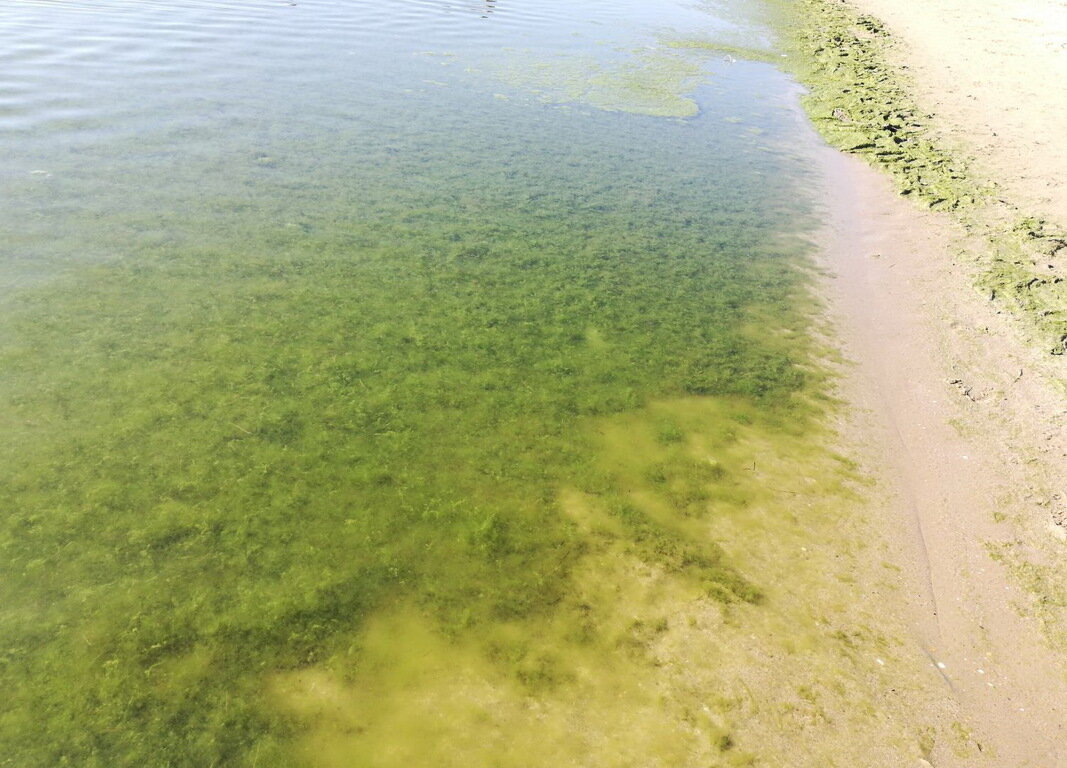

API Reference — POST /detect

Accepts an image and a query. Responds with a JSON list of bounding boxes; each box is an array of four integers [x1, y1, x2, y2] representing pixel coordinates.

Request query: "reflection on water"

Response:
[[0, 0, 830, 765]]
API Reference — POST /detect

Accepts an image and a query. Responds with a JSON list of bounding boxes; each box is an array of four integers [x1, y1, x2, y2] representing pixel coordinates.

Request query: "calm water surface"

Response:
[[2, 0, 806, 285], [1, 0, 828, 765]]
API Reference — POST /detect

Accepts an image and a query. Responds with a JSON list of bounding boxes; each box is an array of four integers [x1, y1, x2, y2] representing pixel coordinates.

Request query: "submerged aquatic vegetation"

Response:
[[0, 88, 825, 763], [1, 0, 972, 764], [271, 394, 966, 768]]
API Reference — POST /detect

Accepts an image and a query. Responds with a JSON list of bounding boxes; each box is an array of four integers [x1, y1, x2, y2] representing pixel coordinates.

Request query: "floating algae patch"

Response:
[[663, 38, 784, 65], [491, 36, 790, 119], [466, 0, 789, 118], [493, 49, 707, 118]]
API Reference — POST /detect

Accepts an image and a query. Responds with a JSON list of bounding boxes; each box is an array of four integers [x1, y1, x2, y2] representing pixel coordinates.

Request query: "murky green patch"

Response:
[[269, 396, 958, 767], [663, 38, 783, 65], [494, 50, 707, 118]]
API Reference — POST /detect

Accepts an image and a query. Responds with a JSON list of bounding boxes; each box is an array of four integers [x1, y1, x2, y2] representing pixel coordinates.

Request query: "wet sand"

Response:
[[818, 139, 1067, 765], [798, 2, 1067, 760]]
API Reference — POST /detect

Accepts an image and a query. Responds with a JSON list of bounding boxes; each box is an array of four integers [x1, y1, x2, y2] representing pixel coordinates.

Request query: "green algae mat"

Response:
[[0, 0, 963, 765]]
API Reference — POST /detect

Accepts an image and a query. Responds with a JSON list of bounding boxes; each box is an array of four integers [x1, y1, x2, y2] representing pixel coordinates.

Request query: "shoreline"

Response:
[[816, 145, 1067, 764], [838, 0, 1067, 227], [791, 0, 1067, 762], [3, 0, 1063, 762]]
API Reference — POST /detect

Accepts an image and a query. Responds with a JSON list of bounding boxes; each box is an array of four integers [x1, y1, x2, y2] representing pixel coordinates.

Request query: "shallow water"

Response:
[[1, 0, 834, 764]]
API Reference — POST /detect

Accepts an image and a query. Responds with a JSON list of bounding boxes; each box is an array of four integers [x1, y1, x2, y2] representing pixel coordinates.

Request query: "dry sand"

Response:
[[810, 3, 1067, 762]]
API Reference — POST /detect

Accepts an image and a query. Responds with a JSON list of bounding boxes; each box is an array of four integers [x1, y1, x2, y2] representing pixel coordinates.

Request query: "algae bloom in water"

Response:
[[495, 50, 707, 118]]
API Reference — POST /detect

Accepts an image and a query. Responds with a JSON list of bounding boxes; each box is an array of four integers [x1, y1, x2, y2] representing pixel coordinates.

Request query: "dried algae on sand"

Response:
[[780, 0, 1067, 356]]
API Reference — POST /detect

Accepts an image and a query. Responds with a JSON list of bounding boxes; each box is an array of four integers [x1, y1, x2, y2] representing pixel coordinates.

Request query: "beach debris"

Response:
[[947, 378, 976, 401]]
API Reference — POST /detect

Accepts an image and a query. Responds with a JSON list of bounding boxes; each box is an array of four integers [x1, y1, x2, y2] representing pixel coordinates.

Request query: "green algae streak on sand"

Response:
[[779, 0, 1067, 353], [0, 0, 958, 765]]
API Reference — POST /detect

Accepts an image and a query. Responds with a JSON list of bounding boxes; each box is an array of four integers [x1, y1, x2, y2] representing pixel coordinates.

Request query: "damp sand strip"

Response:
[[782, 0, 1067, 762]]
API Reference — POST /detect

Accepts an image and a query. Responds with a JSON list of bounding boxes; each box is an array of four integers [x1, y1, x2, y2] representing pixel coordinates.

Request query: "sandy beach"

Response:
[[821, 149, 1067, 766], [807, 1, 1067, 763]]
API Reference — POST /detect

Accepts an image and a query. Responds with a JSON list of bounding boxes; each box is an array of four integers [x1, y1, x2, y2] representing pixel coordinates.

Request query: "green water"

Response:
[[1, 0, 832, 764]]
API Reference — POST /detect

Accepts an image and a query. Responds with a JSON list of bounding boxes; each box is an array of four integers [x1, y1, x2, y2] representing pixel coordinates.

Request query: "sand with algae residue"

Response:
[[780, 0, 1067, 358]]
